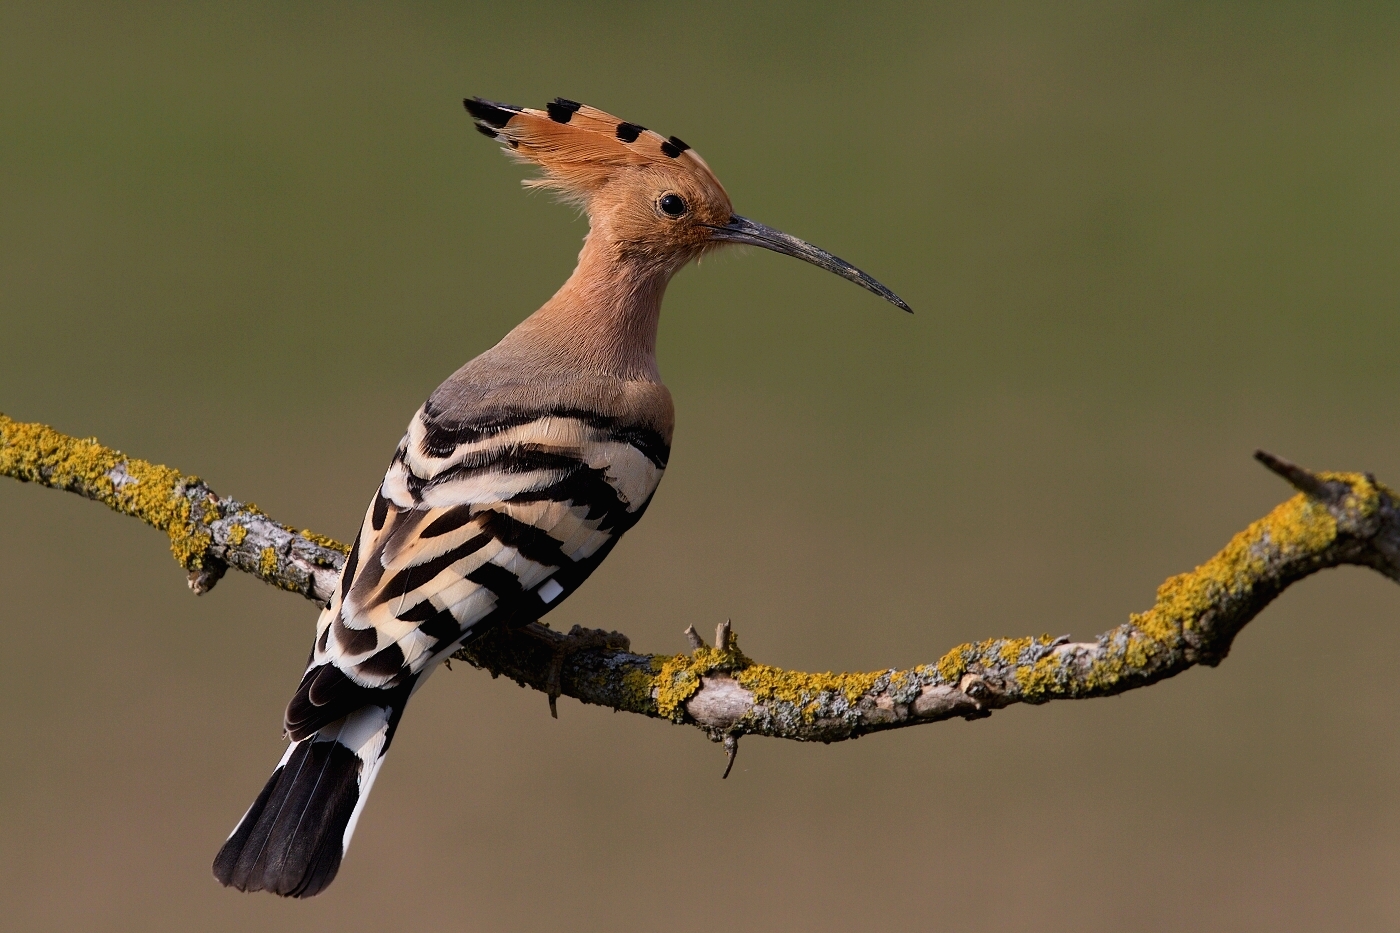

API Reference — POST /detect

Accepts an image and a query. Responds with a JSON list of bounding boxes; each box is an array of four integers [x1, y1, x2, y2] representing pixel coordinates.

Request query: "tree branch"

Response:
[[5, 413, 1399, 767]]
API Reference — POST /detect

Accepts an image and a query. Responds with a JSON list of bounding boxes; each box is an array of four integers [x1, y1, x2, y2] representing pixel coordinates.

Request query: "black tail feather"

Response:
[[213, 740, 362, 898]]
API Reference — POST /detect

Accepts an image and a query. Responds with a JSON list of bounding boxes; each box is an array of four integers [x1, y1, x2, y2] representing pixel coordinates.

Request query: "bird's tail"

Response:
[[212, 704, 395, 898]]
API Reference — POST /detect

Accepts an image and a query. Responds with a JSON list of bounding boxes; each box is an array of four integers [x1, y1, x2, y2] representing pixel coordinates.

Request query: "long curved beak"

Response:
[[704, 214, 912, 313]]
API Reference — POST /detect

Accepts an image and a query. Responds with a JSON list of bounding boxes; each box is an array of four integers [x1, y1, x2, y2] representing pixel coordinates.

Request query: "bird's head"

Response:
[[465, 97, 910, 312]]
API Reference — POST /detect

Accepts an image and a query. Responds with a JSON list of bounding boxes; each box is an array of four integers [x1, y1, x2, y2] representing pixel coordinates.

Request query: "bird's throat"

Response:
[[506, 232, 674, 382]]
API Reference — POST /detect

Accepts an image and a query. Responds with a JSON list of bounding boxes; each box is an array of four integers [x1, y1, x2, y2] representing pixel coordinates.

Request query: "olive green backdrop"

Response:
[[2, 3, 1398, 931]]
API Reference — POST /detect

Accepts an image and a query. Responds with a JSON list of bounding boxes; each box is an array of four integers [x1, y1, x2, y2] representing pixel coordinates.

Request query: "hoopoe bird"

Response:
[[212, 96, 910, 898]]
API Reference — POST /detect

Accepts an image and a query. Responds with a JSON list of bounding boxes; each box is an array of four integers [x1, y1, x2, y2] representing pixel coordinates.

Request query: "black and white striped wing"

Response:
[[284, 408, 668, 740]]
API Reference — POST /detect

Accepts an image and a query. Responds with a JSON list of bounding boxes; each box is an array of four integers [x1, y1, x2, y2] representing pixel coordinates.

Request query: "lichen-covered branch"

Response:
[[4, 413, 1399, 763], [0, 414, 346, 602]]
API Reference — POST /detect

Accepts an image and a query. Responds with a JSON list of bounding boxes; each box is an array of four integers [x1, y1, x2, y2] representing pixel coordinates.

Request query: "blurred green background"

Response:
[[2, 3, 1398, 931]]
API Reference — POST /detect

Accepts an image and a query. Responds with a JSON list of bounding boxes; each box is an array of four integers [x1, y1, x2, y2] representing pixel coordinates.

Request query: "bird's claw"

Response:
[[529, 623, 629, 718]]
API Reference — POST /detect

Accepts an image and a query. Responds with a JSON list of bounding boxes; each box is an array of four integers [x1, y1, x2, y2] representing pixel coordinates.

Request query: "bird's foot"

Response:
[[527, 623, 630, 718]]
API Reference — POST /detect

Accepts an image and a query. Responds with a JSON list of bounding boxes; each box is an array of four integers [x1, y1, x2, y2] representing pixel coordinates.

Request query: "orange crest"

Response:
[[464, 97, 732, 223]]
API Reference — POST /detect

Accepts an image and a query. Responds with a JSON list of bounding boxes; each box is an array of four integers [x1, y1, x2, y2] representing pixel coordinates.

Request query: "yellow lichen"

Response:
[[0, 414, 355, 576], [1130, 491, 1338, 647], [652, 653, 701, 720], [735, 664, 882, 720], [299, 528, 350, 555], [1320, 470, 1381, 520], [997, 636, 1036, 664], [0, 413, 213, 570], [258, 547, 278, 578], [935, 642, 974, 683], [652, 646, 739, 719], [651, 636, 755, 720], [934, 484, 1361, 704], [1012, 654, 1063, 700], [644, 632, 889, 725], [1079, 630, 1157, 693]]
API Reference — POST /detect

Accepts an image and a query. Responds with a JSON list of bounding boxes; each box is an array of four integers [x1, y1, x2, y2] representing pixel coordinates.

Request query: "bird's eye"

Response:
[[658, 194, 688, 218]]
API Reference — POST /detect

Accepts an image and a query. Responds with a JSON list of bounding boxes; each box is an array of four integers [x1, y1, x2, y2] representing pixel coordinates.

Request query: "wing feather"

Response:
[[292, 407, 667, 733]]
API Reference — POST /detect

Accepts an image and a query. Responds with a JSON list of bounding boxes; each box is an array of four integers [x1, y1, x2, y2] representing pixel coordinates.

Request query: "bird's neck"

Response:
[[501, 231, 675, 383]]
